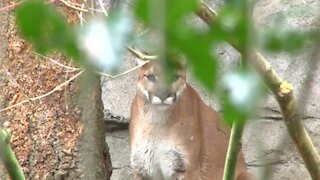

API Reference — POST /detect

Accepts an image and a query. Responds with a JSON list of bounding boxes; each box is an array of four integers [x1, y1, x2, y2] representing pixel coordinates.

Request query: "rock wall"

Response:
[[102, 0, 320, 179]]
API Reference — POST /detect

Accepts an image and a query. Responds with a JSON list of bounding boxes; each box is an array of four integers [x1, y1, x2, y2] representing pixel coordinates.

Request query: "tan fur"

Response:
[[129, 61, 254, 180]]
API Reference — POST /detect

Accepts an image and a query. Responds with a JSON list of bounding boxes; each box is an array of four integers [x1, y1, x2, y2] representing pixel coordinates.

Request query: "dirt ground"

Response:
[[0, 0, 93, 179]]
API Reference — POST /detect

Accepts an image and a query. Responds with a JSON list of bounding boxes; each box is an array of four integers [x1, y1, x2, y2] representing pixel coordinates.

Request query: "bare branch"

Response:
[[32, 52, 81, 71], [0, 1, 24, 12], [0, 71, 84, 113], [97, 0, 108, 16], [59, 0, 103, 13], [126, 46, 157, 60], [0, 0, 55, 12], [96, 60, 149, 79], [59, 0, 87, 12], [32, 51, 148, 79]]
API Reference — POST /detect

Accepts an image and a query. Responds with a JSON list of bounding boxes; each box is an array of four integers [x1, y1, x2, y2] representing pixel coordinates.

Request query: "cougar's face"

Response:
[[137, 61, 187, 106]]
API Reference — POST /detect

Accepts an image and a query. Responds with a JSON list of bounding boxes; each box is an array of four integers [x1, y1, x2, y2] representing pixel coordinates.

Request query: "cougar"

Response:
[[129, 60, 254, 180]]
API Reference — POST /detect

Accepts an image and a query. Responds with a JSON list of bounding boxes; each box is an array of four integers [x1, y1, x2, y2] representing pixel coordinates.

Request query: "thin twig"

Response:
[[78, 2, 86, 26], [59, 0, 103, 13], [0, 1, 24, 12], [97, 0, 108, 16], [96, 60, 149, 79], [0, 71, 84, 113], [136, 28, 151, 38], [0, 0, 55, 12], [59, 0, 88, 12], [32, 51, 148, 80], [126, 46, 157, 60], [32, 52, 81, 71]]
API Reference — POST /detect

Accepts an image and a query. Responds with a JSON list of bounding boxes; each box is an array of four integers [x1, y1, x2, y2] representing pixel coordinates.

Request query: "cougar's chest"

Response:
[[131, 138, 186, 179], [130, 104, 187, 178], [131, 107, 187, 176]]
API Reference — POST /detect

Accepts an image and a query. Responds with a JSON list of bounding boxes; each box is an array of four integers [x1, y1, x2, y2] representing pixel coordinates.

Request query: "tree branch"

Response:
[[196, 2, 320, 179]]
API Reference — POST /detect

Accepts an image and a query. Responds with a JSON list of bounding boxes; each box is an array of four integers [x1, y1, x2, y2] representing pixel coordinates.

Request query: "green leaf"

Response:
[[134, 0, 218, 91], [263, 29, 310, 52], [220, 69, 264, 124], [78, 9, 131, 72], [217, 4, 253, 51], [16, 0, 80, 59], [171, 30, 218, 91], [134, 0, 199, 27]]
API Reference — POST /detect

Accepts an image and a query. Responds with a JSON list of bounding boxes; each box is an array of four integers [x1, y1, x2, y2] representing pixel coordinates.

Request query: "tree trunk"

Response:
[[77, 71, 113, 179]]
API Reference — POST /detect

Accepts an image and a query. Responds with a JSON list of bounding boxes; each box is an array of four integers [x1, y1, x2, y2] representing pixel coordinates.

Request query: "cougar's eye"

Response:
[[169, 74, 180, 82], [173, 74, 180, 81], [145, 74, 157, 82]]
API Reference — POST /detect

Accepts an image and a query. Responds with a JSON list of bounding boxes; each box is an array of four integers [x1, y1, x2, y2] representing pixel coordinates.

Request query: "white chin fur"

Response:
[[151, 96, 162, 105], [163, 97, 174, 105]]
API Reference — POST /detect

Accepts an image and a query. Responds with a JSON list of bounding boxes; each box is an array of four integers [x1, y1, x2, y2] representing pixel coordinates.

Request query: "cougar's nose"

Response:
[[156, 89, 171, 101]]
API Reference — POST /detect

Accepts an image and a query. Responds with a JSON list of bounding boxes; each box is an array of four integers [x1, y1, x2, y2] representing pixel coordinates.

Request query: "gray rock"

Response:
[[106, 130, 132, 180], [101, 53, 138, 123]]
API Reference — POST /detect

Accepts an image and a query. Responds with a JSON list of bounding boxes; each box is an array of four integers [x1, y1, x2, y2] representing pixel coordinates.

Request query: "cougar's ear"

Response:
[[170, 53, 188, 69], [180, 59, 188, 70]]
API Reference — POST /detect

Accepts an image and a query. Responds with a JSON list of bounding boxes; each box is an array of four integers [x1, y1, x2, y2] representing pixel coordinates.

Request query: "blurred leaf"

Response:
[[16, 0, 80, 59], [78, 9, 131, 72], [220, 69, 264, 124], [171, 30, 218, 91], [224, 0, 248, 10], [129, 30, 158, 54], [263, 29, 310, 52], [134, 0, 218, 91], [217, 3, 253, 51], [134, 0, 199, 28], [222, 98, 247, 125]]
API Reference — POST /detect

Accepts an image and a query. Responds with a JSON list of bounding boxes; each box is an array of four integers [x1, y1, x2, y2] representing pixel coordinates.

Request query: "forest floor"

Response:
[[0, 0, 86, 179]]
